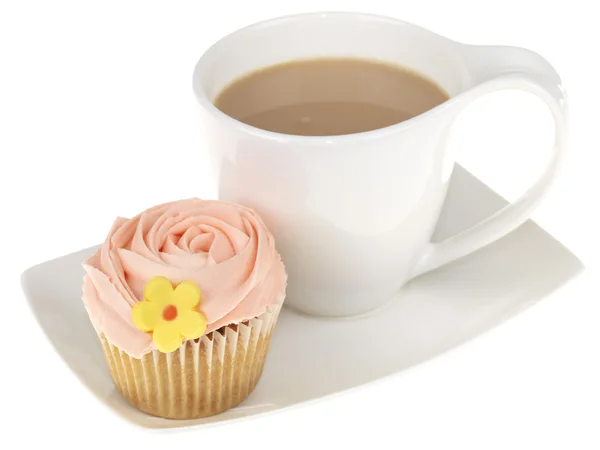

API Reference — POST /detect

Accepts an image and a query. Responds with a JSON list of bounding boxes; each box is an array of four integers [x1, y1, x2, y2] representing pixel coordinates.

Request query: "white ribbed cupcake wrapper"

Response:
[[99, 303, 282, 419]]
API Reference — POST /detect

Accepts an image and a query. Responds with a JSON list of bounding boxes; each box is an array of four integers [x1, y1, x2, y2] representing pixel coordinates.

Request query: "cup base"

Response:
[[284, 291, 401, 320]]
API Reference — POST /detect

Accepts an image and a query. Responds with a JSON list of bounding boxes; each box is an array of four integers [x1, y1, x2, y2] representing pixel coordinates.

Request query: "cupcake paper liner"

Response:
[[99, 302, 282, 419]]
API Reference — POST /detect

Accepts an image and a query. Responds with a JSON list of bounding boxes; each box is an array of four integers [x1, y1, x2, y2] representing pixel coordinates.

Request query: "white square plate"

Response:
[[22, 165, 583, 429]]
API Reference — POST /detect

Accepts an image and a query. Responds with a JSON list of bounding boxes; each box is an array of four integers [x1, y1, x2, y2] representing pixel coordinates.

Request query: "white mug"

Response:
[[192, 12, 566, 317]]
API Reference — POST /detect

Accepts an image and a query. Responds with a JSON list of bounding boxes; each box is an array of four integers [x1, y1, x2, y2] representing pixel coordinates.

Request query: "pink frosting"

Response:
[[82, 198, 286, 358]]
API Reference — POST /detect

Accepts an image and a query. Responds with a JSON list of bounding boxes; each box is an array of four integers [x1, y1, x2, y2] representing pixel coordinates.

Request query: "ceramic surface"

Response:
[[23, 166, 582, 429]]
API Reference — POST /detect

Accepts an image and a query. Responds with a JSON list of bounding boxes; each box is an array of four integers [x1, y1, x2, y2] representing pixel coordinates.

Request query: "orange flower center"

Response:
[[162, 305, 178, 321]]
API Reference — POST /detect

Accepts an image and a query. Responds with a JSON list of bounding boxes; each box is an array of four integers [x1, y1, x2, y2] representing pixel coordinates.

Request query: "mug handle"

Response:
[[411, 44, 567, 277]]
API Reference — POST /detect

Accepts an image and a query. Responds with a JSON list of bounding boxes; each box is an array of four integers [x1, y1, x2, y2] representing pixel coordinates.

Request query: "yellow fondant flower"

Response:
[[131, 276, 207, 353]]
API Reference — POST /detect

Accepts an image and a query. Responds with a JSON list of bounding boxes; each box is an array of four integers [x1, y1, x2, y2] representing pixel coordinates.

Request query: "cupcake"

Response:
[[81, 198, 286, 419]]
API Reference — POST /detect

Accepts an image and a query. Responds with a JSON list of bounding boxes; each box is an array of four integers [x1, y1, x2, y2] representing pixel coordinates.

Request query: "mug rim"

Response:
[[192, 11, 465, 144]]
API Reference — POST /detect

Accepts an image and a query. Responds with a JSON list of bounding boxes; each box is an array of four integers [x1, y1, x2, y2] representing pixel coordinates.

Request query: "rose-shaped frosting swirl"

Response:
[[82, 198, 286, 358]]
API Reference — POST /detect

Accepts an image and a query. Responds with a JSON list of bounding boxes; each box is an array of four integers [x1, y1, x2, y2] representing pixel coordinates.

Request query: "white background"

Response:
[[2, 0, 599, 448]]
